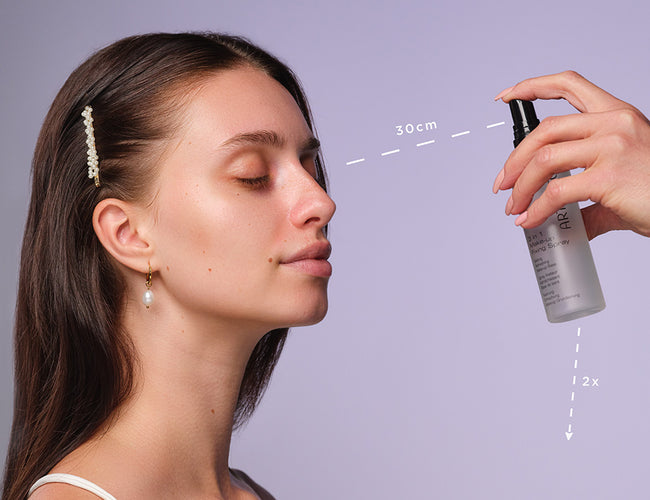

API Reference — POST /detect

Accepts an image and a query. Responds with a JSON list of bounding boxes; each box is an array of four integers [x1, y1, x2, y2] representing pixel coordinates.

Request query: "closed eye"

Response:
[[238, 175, 270, 189]]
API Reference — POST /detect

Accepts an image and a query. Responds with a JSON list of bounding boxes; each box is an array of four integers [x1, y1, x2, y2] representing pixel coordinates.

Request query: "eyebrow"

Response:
[[218, 130, 320, 154]]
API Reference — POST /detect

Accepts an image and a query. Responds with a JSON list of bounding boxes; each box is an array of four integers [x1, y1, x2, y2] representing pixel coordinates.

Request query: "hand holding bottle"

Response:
[[493, 70, 650, 240]]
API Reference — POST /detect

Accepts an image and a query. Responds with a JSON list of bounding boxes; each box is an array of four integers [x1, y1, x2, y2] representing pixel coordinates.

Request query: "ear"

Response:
[[92, 198, 154, 273]]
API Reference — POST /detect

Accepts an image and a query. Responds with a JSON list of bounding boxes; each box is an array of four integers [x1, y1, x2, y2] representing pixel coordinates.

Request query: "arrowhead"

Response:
[[565, 432, 573, 441]]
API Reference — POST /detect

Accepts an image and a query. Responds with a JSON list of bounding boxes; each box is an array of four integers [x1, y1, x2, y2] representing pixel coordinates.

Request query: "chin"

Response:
[[277, 297, 329, 329]]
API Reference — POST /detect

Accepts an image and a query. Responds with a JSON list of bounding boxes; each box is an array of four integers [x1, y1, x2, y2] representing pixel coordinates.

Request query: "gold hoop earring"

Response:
[[142, 266, 154, 309]]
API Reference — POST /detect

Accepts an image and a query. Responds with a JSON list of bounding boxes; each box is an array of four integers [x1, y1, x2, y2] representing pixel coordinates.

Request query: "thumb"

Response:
[[581, 203, 629, 240]]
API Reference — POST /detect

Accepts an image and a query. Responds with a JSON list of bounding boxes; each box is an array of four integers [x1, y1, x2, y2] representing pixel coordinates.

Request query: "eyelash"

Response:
[[238, 175, 270, 189]]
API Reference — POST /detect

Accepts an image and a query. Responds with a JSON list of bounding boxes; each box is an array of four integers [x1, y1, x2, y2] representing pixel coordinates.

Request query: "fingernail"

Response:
[[514, 211, 528, 226], [492, 168, 505, 193], [494, 86, 514, 101], [505, 196, 514, 215]]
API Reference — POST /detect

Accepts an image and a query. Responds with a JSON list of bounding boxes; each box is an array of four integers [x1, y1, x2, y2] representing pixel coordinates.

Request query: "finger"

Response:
[[492, 167, 505, 194], [580, 203, 630, 240], [516, 170, 601, 228], [509, 137, 601, 216], [498, 71, 630, 113], [494, 86, 514, 101], [499, 113, 603, 192]]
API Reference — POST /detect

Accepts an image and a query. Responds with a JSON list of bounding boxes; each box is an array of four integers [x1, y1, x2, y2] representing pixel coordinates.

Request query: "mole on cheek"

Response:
[[208, 268, 212, 272]]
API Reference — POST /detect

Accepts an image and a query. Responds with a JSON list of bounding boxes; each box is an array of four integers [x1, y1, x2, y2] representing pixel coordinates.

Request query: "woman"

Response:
[[3, 32, 335, 499]]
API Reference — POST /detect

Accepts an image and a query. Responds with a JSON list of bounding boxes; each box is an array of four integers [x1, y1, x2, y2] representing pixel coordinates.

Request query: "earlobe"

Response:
[[92, 198, 153, 273]]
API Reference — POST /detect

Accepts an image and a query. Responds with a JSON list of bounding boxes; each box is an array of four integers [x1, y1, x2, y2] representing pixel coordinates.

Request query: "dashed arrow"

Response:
[[566, 424, 573, 441], [565, 327, 581, 441]]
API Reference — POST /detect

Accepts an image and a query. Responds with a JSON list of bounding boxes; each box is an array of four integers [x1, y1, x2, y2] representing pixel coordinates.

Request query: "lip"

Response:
[[280, 241, 332, 277]]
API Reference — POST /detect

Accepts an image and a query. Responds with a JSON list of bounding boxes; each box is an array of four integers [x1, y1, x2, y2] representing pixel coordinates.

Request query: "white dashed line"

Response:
[[345, 117, 509, 166], [566, 327, 583, 441]]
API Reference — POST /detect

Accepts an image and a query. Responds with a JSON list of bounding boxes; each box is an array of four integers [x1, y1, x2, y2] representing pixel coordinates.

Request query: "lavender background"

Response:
[[2, 1, 650, 498]]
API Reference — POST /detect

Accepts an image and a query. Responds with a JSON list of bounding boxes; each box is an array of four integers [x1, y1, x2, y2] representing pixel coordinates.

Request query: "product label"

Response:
[[525, 203, 580, 308], [526, 229, 570, 255], [529, 253, 581, 307]]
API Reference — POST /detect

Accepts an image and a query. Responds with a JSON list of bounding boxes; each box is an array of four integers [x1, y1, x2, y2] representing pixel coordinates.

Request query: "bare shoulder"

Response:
[[29, 482, 100, 499], [230, 468, 276, 500]]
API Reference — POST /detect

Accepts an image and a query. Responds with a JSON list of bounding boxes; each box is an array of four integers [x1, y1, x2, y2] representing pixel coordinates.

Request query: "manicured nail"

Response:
[[505, 196, 514, 215], [492, 168, 505, 193], [494, 86, 514, 101], [514, 211, 528, 226]]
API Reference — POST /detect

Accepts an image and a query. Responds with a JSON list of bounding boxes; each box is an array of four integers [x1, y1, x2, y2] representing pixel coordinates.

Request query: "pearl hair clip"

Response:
[[81, 106, 100, 187]]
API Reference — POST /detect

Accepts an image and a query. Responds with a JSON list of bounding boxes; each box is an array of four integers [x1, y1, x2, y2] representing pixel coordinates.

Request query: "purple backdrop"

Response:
[[2, 1, 650, 498]]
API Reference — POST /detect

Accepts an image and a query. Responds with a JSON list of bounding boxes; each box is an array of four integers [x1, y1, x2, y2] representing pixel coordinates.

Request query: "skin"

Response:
[[32, 66, 335, 499], [492, 70, 650, 241]]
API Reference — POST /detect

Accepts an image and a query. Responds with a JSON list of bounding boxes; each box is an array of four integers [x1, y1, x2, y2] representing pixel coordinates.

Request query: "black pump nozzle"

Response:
[[509, 100, 540, 147]]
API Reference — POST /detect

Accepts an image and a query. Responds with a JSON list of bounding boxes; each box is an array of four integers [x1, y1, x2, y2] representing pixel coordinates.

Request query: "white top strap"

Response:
[[28, 473, 117, 500]]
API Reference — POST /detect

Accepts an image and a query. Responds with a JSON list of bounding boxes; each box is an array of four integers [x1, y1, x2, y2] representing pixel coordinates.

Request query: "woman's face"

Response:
[[149, 66, 335, 331]]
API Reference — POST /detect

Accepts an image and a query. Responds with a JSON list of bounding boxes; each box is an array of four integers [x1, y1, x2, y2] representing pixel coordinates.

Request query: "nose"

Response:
[[289, 168, 336, 231]]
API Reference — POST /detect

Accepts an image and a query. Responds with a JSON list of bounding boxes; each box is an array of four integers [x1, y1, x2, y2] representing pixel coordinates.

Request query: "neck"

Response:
[[105, 297, 267, 497]]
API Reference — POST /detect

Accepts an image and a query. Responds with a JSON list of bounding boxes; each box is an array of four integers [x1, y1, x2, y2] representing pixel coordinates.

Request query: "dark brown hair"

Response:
[[3, 32, 327, 500]]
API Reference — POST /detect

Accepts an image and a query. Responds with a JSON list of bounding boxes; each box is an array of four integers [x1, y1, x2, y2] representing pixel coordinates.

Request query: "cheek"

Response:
[[152, 186, 287, 307]]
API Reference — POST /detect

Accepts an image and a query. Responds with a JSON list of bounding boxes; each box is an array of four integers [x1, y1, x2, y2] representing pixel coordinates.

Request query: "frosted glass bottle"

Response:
[[509, 100, 605, 322]]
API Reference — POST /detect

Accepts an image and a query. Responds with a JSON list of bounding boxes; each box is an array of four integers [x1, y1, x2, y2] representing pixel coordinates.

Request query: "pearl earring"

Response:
[[143, 266, 154, 308]]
